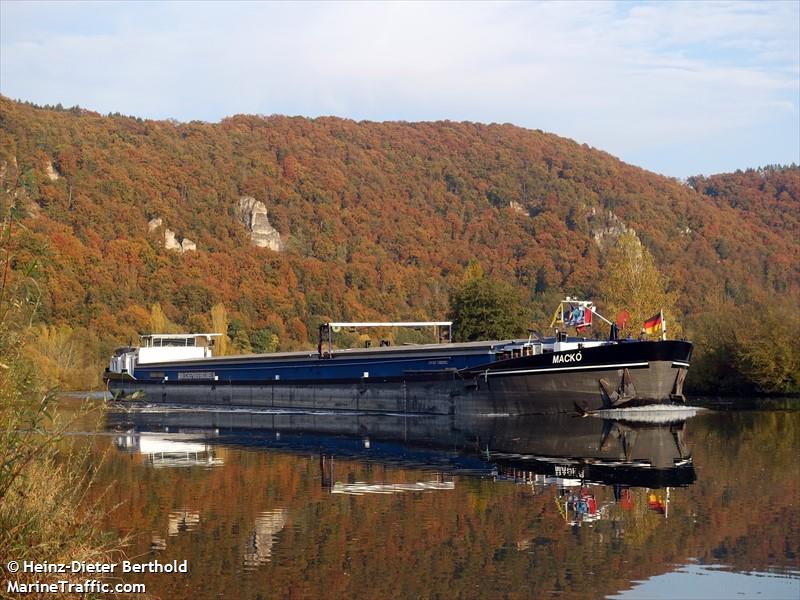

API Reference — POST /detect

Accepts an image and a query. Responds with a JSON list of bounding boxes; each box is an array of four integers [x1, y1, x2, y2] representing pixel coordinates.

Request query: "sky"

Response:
[[0, 0, 798, 178]]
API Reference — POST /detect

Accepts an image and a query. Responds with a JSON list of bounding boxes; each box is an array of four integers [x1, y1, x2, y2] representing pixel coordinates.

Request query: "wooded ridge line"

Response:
[[1, 96, 797, 393]]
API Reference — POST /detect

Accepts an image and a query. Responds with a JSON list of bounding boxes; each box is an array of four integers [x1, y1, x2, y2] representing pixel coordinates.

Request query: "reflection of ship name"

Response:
[[552, 352, 582, 364], [554, 465, 584, 478], [243, 509, 288, 568]]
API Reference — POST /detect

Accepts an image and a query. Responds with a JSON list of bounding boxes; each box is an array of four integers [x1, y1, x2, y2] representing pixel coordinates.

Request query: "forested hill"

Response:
[[1, 96, 798, 355]]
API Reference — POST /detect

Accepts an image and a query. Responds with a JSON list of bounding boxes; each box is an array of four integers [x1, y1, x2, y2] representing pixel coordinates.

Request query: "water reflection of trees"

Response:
[[90, 411, 799, 599]]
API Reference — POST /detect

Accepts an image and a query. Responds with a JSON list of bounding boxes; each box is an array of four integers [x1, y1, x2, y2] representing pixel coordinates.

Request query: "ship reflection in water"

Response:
[[114, 431, 224, 468], [107, 405, 697, 530], [107, 406, 696, 488], [100, 404, 799, 599]]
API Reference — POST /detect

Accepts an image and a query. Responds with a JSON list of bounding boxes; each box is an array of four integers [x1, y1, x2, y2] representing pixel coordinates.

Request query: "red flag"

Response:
[[576, 308, 592, 333]]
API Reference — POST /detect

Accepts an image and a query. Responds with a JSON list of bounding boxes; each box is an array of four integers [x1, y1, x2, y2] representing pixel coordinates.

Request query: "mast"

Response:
[[549, 297, 613, 329], [318, 321, 453, 358]]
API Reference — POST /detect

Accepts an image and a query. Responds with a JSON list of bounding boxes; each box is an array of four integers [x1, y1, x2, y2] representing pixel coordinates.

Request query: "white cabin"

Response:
[[108, 333, 221, 376]]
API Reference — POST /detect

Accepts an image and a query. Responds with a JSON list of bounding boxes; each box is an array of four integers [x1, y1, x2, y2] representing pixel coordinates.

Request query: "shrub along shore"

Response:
[[1, 222, 122, 595]]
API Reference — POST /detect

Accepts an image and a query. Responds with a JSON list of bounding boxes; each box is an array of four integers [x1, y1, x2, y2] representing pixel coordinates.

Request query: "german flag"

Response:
[[643, 311, 663, 336]]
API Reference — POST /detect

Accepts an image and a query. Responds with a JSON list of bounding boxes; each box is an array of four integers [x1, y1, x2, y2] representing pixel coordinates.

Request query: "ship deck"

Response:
[[137, 338, 519, 367]]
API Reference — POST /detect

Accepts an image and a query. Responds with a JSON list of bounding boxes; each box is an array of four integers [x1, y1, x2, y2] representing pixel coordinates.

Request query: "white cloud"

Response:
[[0, 0, 797, 176]]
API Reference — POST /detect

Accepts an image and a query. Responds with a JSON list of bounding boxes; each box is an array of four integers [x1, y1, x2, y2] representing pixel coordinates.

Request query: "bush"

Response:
[[449, 262, 530, 342]]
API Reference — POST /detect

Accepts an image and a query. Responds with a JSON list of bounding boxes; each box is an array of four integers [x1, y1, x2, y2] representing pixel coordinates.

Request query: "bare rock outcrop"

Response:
[[589, 207, 633, 247], [164, 230, 196, 253], [151, 218, 196, 253], [164, 228, 182, 251], [237, 196, 284, 251], [46, 161, 60, 181], [509, 200, 527, 216]]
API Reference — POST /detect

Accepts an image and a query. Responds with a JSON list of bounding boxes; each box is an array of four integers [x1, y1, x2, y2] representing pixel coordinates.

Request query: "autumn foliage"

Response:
[[0, 96, 797, 391]]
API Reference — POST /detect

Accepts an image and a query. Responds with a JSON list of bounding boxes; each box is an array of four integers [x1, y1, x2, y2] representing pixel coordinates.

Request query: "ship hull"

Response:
[[106, 340, 692, 415]]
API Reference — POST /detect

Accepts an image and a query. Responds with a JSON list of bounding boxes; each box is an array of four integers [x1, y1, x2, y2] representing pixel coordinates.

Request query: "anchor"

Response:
[[598, 367, 637, 409], [573, 369, 644, 416], [670, 368, 687, 403]]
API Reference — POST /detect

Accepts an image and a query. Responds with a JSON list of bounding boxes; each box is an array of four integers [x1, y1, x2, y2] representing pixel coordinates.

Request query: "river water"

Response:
[[62, 399, 799, 599]]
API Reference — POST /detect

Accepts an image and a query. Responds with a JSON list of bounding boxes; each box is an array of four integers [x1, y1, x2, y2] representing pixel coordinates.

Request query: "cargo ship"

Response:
[[104, 298, 692, 415]]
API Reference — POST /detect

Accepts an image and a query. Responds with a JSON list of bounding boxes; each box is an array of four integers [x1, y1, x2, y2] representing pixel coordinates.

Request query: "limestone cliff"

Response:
[[237, 196, 284, 251], [164, 228, 181, 251], [162, 226, 196, 253], [589, 207, 633, 247]]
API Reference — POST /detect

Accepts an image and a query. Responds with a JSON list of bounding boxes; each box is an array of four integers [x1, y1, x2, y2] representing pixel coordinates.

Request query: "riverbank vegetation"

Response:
[[1, 97, 797, 395], [0, 216, 121, 593], [687, 296, 800, 395]]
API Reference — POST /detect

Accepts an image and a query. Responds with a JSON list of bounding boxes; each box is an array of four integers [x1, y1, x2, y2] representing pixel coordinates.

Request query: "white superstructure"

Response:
[[108, 333, 221, 377]]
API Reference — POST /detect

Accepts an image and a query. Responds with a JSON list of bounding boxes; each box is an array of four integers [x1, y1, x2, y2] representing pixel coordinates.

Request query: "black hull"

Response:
[[107, 340, 692, 415]]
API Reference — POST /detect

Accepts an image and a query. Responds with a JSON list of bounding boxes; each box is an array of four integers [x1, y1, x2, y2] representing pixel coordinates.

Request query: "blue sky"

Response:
[[1, 0, 798, 177]]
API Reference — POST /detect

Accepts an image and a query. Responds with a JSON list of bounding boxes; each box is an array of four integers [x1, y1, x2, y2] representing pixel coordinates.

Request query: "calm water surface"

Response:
[[63, 400, 799, 599]]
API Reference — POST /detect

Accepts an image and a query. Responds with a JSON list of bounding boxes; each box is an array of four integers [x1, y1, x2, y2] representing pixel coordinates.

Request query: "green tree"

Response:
[[686, 296, 800, 395], [149, 303, 168, 333], [228, 318, 252, 354], [448, 262, 529, 342], [684, 296, 749, 394], [597, 231, 680, 337], [210, 302, 230, 356], [250, 328, 279, 353], [735, 303, 800, 393]]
